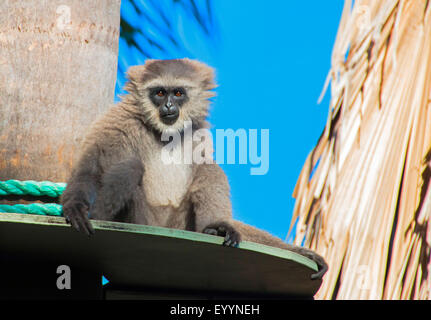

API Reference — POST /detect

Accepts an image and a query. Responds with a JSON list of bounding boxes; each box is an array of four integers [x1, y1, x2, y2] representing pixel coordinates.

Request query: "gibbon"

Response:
[[61, 59, 327, 279]]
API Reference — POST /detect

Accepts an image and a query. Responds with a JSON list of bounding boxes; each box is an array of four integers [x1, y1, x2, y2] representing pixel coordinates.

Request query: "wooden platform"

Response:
[[0, 212, 322, 299]]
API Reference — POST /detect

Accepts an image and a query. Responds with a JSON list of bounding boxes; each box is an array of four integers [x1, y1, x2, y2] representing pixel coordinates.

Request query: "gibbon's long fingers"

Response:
[[311, 267, 328, 281], [223, 233, 239, 247], [286, 245, 328, 280], [223, 228, 241, 247], [203, 222, 241, 248], [310, 257, 328, 281], [290, 246, 328, 280], [63, 202, 95, 236], [74, 210, 93, 236], [81, 212, 95, 236], [203, 227, 218, 236]]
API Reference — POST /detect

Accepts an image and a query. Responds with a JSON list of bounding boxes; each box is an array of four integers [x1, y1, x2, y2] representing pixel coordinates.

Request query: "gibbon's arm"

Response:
[[62, 145, 143, 234], [189, 163, 241, 247], [90, 157, 144, 222], [231, 221, 328, 280], [60, 145, 101, 235]]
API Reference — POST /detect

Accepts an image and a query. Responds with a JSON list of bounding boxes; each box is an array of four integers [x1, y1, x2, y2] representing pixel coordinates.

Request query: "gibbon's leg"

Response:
[[91, 157, 144, 223], [231, 220, 328, 280], [188, 163, 327, 279], [190, 164, 241, 247]]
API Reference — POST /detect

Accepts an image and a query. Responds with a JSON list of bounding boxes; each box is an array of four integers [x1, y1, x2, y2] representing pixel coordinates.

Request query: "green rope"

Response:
[[0, 203, 63, 216], [0, 180, 66, 216], [0, 180, 66, 197]]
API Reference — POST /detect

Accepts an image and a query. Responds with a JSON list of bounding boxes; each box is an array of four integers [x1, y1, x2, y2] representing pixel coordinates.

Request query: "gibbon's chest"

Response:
[[142, 153, 193, 208]]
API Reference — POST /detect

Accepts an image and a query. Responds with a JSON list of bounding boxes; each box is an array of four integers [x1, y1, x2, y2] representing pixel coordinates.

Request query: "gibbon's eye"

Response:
[[156, 90, 165, 97], [175, 90, 182, 97]]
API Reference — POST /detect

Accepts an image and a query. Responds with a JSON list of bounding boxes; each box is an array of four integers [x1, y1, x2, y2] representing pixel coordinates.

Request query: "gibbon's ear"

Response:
[[123, 66, 143, 95], [126, 65, 149, 84], [124, 61, 158, 94], [183, 58, 218, 91], [126, 59, 162, 83]]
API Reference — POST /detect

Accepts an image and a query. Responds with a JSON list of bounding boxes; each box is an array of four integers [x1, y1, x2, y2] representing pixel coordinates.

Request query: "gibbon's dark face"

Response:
[[125, 59, 217, 134], [149, 86, 189, 125]]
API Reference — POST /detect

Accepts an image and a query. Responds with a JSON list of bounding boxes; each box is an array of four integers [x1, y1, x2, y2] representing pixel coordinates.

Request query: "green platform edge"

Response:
[[0, 212, 318, 272]]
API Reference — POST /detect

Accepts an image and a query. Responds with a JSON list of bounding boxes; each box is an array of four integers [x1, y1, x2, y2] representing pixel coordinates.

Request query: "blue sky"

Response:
[[118, 1, 344, 240]]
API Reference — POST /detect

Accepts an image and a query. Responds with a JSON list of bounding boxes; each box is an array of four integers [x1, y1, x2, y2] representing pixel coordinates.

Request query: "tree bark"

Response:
[[0, 0, 121, 182]]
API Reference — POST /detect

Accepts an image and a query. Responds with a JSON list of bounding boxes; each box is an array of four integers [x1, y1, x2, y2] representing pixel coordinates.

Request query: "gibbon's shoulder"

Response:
[[81, 103, 149, 148]]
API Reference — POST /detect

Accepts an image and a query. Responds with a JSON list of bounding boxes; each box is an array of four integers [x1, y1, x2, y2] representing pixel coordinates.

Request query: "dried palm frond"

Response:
[[290, 0, 431, 299]]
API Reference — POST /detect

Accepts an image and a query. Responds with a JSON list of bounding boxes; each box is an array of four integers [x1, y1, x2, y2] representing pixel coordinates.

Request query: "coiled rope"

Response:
[[0, 180, 65, 216]]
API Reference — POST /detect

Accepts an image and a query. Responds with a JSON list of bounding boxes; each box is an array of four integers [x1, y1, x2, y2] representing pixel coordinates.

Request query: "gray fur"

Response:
[[60, 58, 327, 280]]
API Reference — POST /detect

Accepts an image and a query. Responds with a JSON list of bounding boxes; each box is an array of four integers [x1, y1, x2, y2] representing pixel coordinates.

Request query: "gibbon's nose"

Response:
[[160, 103, 179, 125], [162, 104, 176, 115]]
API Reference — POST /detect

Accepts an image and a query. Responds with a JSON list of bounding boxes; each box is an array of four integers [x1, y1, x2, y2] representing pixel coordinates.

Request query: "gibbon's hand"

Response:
[[291, 245, 328, 280], [203, 221, 241, 247], [310, 254, 328, 281], [62, 199, 95, 236]]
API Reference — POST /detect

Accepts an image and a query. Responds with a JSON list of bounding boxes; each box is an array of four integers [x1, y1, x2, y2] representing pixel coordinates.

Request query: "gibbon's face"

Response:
[[125, 58, 217, 133], [148, 86, 188, 125]]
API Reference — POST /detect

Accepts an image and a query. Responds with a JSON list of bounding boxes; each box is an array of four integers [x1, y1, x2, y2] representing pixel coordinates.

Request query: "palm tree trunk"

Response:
[[0, 0, 121, 182]]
